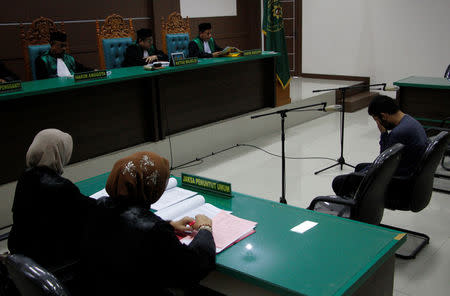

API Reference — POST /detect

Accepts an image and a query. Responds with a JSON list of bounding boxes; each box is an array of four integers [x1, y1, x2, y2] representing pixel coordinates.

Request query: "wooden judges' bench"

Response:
[[0, 53, 279, 184]]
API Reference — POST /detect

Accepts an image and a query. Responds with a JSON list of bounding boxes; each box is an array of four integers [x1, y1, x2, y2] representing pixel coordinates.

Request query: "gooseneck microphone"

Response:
[[323, 104, 342, 112], [383, 85, 399, 91]]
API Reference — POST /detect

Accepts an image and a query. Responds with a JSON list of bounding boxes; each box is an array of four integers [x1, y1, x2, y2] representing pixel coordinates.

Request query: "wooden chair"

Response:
[[161, 12, 191, 57], [96, 14, 135, 70], [20, 17, 66, 81]]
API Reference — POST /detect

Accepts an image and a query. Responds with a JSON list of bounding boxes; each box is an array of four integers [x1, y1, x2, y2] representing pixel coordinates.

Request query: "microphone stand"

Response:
[[313, 83, 386, 175], [251, 102, 327, 204]]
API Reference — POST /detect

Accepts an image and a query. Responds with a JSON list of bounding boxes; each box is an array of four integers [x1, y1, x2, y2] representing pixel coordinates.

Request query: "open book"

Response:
[[154, 193, 257, 253], [220, 46, 243, 56], [151, 178, 197, 211], [90, 177, 257, 253], [155, 195, 226, 221], [89, 177, 197, 211]]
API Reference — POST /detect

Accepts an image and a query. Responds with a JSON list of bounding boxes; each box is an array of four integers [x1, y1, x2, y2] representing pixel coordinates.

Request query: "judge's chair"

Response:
[[20, 17, 66, 81], [161, 12, 190, 61], [0, 254, 70, 296], [96, 14, 134, 69], [308, 143, 404, 225], [380, 131, 449, 259]]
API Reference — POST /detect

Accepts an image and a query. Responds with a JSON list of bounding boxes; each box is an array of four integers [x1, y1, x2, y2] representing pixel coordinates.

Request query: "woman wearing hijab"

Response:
[[81, 152, 216, 296], [8, 129, 94, 272]]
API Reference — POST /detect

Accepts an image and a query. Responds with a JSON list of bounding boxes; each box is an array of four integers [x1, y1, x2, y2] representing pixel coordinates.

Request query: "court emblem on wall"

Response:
[[266, 0, 284, 32]]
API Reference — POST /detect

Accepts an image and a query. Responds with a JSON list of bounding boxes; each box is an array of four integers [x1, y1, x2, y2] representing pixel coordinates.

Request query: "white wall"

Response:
[[180, 0, 237, 18], [302, 0, 450, 85]]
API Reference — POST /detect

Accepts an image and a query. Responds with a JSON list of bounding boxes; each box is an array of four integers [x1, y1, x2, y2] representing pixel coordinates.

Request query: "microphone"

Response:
[[383, 85, 399, 91], [323, 104, 342, 112]]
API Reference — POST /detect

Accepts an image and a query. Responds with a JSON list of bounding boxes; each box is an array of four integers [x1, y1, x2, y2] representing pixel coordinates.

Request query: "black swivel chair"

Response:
[[0, 254, 70, 296], [380, 131, 450, 259], [444, 64, 450, 80], [426, 118, 450, 193], [308, 143, 404, 225]]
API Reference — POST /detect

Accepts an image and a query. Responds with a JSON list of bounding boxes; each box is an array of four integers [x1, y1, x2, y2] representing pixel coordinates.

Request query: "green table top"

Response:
[[394, 76, 450, 90], [76, 173, 405, 296], [0, 52, 279, 101]]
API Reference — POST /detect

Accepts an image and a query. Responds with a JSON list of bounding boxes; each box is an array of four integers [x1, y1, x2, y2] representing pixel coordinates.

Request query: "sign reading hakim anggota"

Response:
[[263, 0, 291, 89], [74, 70, 108, 82]]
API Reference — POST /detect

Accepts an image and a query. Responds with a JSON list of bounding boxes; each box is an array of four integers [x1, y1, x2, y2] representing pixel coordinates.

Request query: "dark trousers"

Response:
[[332, 163, 372, 197], [332, 163, 410, 209]]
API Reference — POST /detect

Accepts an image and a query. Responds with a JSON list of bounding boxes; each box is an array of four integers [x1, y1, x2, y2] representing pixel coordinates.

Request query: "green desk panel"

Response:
[[0, 53, 279, 101], [76, 174, 405, 296], [394, 76, 450, 90]]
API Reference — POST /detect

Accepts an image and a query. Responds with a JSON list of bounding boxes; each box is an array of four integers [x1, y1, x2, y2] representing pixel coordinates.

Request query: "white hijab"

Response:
[[25, 129, 73, 175]]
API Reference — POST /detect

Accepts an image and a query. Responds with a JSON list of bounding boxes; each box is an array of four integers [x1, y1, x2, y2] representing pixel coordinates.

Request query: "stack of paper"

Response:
[[180, 211, 257, 253], [151, 179, 197, 211], [155, 195, 227, 221]]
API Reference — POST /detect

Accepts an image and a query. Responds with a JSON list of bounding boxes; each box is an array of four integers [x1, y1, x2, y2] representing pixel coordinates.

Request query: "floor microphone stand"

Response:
[[313, 83, 386, 175], [251, 102, 327, 204]]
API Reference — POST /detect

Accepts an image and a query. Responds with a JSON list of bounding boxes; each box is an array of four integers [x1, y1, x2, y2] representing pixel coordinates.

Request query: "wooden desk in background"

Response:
[[394, 76, 450, 127]]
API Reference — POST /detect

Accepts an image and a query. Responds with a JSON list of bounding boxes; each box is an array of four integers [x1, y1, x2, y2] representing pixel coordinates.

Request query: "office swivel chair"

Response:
[[308, 143, 404, 225], [380, 131, 449, 259], [0, 254, 70, 296]]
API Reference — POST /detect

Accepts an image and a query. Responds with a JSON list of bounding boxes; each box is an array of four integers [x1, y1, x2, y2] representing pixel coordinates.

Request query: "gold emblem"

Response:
[[272, 4, 283, 19], [266, 0, 284, 32]]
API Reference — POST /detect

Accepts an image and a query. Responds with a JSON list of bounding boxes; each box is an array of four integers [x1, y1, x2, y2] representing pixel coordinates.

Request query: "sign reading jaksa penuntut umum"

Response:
[[182, 173, 232, 198]]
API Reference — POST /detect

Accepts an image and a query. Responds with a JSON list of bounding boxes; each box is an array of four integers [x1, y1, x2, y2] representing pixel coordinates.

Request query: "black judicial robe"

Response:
[[8, 166, 95, 270], [35, 52, 92, 80], [80, 196, 216, 296], [122, 43, 168, 67], [0, 61, 19, 82], [188, 37, 223, 58]]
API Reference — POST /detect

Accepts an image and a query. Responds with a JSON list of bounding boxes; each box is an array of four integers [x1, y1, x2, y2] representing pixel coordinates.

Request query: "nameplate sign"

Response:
[[74, 70, 107, 82], [182, 173, 232, 198], [243, 49, 262, 56], [174, 57, 198, 67], [0, 81, 22, 93]]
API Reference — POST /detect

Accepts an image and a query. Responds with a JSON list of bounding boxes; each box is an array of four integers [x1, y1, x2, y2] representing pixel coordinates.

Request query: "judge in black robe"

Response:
[[122, 28, 168, 67], [35, 31, 92, 80], [188, 23, 223, 58]]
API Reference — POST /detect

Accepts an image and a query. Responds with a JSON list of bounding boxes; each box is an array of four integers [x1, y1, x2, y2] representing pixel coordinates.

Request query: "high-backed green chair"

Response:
[[20, 17, 67, 80], [161, 12, 191, 61], [96, 14, 135, 70]]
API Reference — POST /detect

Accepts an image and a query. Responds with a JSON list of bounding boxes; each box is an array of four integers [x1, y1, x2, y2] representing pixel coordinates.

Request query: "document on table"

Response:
[[180, 211, 257, 253], [155, 195, 228, 221], [89, 177, 196, 211]]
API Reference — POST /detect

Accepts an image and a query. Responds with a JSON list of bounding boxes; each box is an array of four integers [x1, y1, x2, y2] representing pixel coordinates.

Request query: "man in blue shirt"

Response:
[[332, 95, 428, 198]]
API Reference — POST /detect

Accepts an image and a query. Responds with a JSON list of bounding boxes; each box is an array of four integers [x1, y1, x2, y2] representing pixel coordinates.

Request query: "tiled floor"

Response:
[[172, 108, 450, 296]]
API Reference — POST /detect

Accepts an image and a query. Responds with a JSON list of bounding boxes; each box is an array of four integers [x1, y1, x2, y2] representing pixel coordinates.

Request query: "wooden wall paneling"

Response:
[[152, 0, 180, 49], [296, 0, 302, 76], [0, 0, 152, 80], [25, 0, 150, 21], [152, 0, 261, 51]]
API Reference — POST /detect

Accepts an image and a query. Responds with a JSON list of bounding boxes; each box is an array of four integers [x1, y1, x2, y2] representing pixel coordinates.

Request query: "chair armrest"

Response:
[[352, 172, 366, 177], [390, 175, 410, 182], [307, 195, 356, 210], [426, 126, 450, 132]]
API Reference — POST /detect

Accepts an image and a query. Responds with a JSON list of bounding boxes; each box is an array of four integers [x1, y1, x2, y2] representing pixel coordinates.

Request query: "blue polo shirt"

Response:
[[379, 114, 428, 176]]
